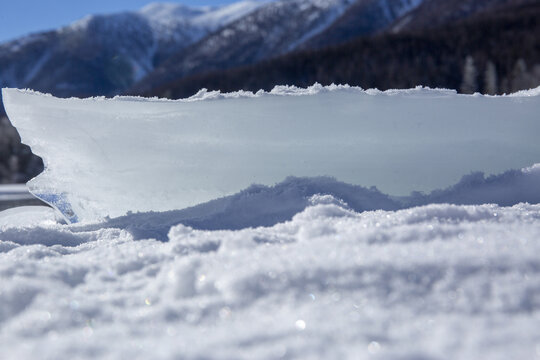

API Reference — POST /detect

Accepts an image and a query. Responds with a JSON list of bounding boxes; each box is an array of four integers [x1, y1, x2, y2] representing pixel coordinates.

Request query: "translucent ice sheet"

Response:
[[3, 85, 540, 222]]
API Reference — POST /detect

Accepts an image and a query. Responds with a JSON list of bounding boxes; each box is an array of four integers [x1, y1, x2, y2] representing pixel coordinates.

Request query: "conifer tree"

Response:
[[460, 56, 478, 94]]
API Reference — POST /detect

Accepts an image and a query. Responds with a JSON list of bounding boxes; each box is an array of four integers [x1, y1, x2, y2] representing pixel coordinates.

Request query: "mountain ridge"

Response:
[[141, 1, 540, 99], [0, 1, 264, 97], [129, 0, 426, 94], [128, 0, 358, 94]]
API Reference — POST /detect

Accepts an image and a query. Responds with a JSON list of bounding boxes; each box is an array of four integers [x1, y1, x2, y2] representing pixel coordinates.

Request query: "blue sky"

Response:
[[0, 0, 238, 43]]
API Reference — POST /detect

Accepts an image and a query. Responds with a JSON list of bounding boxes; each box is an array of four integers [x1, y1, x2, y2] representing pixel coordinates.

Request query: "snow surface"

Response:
[[1, 196, 540, 359], [1, 83, 540, 359], [3, 85, 540, 223]]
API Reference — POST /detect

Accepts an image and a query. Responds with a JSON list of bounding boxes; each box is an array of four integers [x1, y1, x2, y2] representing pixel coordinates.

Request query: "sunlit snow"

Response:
[[1, 84, 539, 359], [1, 198, 540, 359]]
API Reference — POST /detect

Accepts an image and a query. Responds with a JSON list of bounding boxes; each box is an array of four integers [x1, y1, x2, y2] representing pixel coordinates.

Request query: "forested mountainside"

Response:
[[142, 1, 540, 99], [129, 0, 423, 94], [133, 0, 536, 96], [298, 0, 524, 49]]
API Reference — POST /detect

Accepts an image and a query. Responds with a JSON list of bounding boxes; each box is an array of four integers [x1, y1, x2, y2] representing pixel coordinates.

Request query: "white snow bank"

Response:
[[3, 84, 540, 223], [2, 160, 538, 235], [1, 200, 539, 359]]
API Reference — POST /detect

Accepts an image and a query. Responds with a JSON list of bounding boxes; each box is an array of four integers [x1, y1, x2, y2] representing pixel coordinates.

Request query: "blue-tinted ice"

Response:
[[2, 85, 540, 223]]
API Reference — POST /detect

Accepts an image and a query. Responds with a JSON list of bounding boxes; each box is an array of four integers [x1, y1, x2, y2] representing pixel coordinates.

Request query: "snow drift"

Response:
[[1, 199, 540, 359], [3, 85, 540, 223], [67, 165, 540, 239]]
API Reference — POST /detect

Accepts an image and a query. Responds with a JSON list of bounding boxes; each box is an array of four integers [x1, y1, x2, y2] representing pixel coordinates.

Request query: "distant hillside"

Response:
[[0, 1, 262, 98], [143, 1, 540, 99], [299, 0, 425, 49], [1, 0, 535, 99], [133, 0, 536, 96], [302, 0, 533, 49], [130, 0, 433, 94], [128, 0, 359, 94], [387, 0, 536, 32]]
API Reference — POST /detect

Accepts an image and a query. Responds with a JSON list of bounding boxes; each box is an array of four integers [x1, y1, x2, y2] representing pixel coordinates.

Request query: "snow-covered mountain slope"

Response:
[[137, 1, 264, 64], [1, 0, 432, 98], [302, 0, 424, 49], [0, 1, 263, 97], [130, 0, 359, 94]]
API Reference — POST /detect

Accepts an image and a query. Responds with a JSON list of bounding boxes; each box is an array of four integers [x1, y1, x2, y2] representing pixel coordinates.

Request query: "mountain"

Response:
[[129, 0, 359, 94], [1, 0, 534, 99], [141, 1, 540, 99], [300, 0, 424, 49], [0, 1, 262, 97], [132, 0, 540, 96], [139, 1, 266, 64], [388, 0, 536, 32], [300, 0, 536, 48]]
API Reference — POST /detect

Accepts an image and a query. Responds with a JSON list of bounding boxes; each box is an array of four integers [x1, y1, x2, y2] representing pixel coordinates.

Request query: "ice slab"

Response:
[[2, 85, 540, 223]]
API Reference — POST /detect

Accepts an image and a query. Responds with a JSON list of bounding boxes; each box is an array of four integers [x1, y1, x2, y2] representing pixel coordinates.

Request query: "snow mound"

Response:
[[1, 200, 539, 359], [408, 164, 540, 207], [42, 165, 535, 245], [3, 85, 540, 224]]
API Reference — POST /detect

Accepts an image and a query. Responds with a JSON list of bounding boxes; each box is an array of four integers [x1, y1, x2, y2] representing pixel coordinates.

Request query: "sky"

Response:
[[0, 0, 238, 43]]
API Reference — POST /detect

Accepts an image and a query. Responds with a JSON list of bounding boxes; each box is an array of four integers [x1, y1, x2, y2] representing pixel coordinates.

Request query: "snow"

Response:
[[3, 84, 540, 223], [0, 197, 539, 359], [56, 1, 266, 86], [69, 1, 264, 39], [1, 82, 540, 358], [138, 1, 264, 42], [190, 1, 267, 29]]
